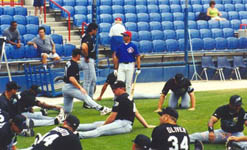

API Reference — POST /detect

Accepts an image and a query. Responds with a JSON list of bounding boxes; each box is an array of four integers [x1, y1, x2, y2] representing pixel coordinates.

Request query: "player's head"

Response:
[[38, 26, 46, 38], [10, 114, 27, 134], [209, 0, 216, 7], [86, 22, 98, 36], [174, 73, 185, 85], [72, 48, 82, 60], [158, 107, 179, 124], [64, 114, 80, 132], [121, 31, 132, 43], [132, 134, 151, 150], [114, 17, 122, 24], [112, 80, 126, 96], [6, 81, 20, 95], [10, 21, 17, 30], [29, 85, 42, 96], [229, 95, 242, 113]]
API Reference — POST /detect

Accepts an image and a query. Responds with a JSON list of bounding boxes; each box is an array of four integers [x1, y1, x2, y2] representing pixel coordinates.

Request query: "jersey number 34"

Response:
[[168, 136, 189, 150]]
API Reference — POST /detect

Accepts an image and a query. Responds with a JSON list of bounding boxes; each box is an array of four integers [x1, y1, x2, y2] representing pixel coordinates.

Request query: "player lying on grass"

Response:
[[77, 81, 155, 139]]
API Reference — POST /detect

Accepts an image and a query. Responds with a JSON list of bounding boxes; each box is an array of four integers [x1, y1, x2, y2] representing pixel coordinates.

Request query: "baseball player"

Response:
[[113, 30, 141, 95], [151, 107, 190, 150], [189, 95, 247, 146], [154, 73, 196, 112], [27, 114, 82, 150], [62, 48, 111, 115], [132, 134, 151, 150]]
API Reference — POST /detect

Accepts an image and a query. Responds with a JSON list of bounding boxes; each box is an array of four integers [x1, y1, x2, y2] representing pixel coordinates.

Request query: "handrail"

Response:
[[0, 0, 24, 6], [44, 0, 71, 41], [81, 22, 88, 36]]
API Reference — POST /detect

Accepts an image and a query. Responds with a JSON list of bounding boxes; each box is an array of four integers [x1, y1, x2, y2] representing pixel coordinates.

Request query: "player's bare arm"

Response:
[[229, 136, 247, 142], [154, 93, 166, 112], [37, 101, 61, 111], [208, 116, 218, 142], [135, 109, 155, 128], [96, 83, 109, 101], [52, 43, 56, 54], [104, 112, 117, 125], [81, 43, 89, 62], [69, 76, 87, 94], [188, 92, 196, 111], [136, 55, 141, 69]]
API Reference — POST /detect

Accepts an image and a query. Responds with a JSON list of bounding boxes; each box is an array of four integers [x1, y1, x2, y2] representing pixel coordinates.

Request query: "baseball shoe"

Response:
[[40, 108, 48, 116], [33, 133, 42, 145], [100, 106, 112, 116], [22, 118, 35, 137], [226, 140, 242, 150], [82, 103, 93, 109], [56, 108, 66, 124], [194, 140, 204, 150]]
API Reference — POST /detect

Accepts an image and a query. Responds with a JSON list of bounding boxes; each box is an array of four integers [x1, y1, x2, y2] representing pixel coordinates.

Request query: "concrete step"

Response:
[[45, 21, 67, 26]]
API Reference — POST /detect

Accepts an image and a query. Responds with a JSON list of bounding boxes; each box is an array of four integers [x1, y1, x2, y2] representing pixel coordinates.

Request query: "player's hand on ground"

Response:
[[96, 97, 102, 101], [136, 69, 141, 75], [147, 125, 156, 128], [188, 107, 195, 111], [154, 108, 162, 113], [114, 69, 118, 76], [80, 88, 87, 95], [208, 132, 215, 143]]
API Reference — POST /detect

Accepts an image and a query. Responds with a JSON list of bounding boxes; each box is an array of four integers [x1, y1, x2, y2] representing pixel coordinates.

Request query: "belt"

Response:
[[121, 62, 131, 64]]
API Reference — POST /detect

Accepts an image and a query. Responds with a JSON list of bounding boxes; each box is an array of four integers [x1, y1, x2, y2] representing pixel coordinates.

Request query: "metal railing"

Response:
[[43, 0, 71, 41], [0, 0, 24, 6]]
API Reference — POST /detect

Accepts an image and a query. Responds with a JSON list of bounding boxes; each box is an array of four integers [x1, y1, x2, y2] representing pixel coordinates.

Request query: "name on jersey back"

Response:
[[166, 127, 186, 134]]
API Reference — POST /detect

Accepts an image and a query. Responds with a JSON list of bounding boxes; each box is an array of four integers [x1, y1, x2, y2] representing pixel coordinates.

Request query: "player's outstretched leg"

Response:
[[195, 140, 204, 150]]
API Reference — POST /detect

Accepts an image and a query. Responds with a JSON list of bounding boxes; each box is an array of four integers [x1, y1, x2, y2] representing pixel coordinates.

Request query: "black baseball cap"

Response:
[[13, 115, 27, 130], [133, 134, 151, 150], [66, 115, 80, 130], [158, 107, 179, 119], [230, 95, 242, 106], [175, 73, 185, 84], [30, 85, 42, 94], [6, 81, 21, 91], [112, 80, 126, 89], [72, 48, 82, 56]]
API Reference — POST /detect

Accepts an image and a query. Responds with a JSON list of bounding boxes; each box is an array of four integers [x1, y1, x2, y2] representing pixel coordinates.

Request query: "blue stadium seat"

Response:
[[61, 6, 74, 18], [137, 13, 149, 22], [239, 11, 247, 20], [132, 41, 139, 50], [161, 21, 174, 30], [191, 38, 203, 51], [173, 21, 184, 30], [100, 0, 112, 5], [63, 44, 76, 57], [224, 4, 235, 12], [23, 34, 36, 45], [3, 6, 15, 16], [26, 16, 39, 25], [87, 6, 92, 14], [164, 30, 176, 39], [228, 11, 239, 20], [99, 5, 112, 14], [158, 0, 169, 5], [170, 5, 182, 13], [192, 4, 203, 12], [188, 21, 197, 29], [136, 5, 148, 13], [208, 20, 220, 29], [241, 19, 247, 24], [112, 5, 124, 14], [216, 4, 224, 11], [200, 29, 212, 38], [0, 7, 3, 15], [153, 40, 166, 52], [63, 0, 75, 6], [173, 12, 184, 21], [239, 37, 247, 49], [24, 45, 38, 58], [222, 0, 232, 4], [169, 0, 180, 5], [55, 44, 64, 56], [113, 13, 125, 22], [147, 0, 158, 5], [136, 0, 147, 5], [178, 39, 187, 51], [99, 14, 112, 23], [112, 0, 123, 5], [221, 11, 228, 19], [4, 44, 13, 59], [12, 45, 25, 59], [232, 0, 242, 4], [149, 22, 162, 30], [17, 24, 26, 35], [125, 0, 135, 5], [147, 5, 159, 13], [188, 12, 196, 20], [137, 22, 150, 31], [15, 6, 27, 16], [51, 34, 63, 44], [125, 22, 137, 31], [139, 40, 153, 53], [227, 37, 239, 49], [181, 5, 193, 12], [76, 0, 88, 5], [138, 31, 152, 41], [0, 24, 9, 35], [212, 29, 223, 38], [124, 5, 136, 14], [149, 13, 161, 22], [74, 6, 87, 15], [0, 15, 13, 24], [131, 31, 139, 41], [203, 38, 216, 50], [176, 30, 184, 39], [125, 13, 137, 22], [215, 0, 223, 4], [99, 32, 110, 45], [235, 4, 245, 12], [99, 23, 111, 32], [220, 20, 230, 28], [191, 0, 201, 5], [159, 5, 170, 13], [13, 15, 26, 25], [166, 39, 179, 52], [161, 13, 173, 21], [223, 28, 234, 38], [201, 0, 210, 4], [197, 20, 208, 29], [50, 0, 63, 10], [73, 14, 87, 27], [151, 30, 164, 40], [231, 20, 241, 30], [215, 37, 227, 50], [26, 24, 39, 35], [203, 4, 209, 12], [190, 29, 200, 38]]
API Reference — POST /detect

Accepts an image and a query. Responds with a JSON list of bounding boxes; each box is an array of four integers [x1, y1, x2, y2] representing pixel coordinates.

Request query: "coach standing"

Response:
[[113, 31, 141, 94]]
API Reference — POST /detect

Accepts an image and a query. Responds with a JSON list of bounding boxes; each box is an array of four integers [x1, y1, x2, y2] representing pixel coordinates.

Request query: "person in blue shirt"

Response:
[[113, 31, 141, 94]]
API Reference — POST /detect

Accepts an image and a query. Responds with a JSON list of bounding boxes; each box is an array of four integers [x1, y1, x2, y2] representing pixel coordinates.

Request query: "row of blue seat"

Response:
[[0, 6, 27, 16], [0, 15, 39, 25], [0, 24, 51, 35]]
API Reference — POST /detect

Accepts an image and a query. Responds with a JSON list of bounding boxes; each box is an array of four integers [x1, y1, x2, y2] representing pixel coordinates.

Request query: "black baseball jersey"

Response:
[[0, 93, 18, 118], [32, 126, 82, 150], [151, 123, 190, 150], [64, 59, 80, 84], [162, 78, 194, 96], [112, 93, 135, 123], [106, 72, 117, 90], [213, 105, 247, 133], [81, 33, 96, 60]]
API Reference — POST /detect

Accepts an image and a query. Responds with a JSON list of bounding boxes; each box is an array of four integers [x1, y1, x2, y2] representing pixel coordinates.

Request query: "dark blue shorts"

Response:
[[33, 0, 44, 7]]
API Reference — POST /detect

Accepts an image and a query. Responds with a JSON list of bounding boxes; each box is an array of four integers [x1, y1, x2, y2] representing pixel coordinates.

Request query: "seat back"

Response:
[[201, 56, 215, 68], [233, 56, 246, 68], [217, 56, 231, 68]]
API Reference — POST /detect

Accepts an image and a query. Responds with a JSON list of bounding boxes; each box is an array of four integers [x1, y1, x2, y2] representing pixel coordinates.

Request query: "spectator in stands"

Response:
[[207, 1, 226, 21], [33, 0, 44, 16], [3, 21, 21, 48], [28, 27, 60, 69], [109, 17, 126, 57]]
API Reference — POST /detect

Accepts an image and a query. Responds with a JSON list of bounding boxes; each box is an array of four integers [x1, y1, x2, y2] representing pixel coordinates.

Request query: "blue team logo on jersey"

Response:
[[127, 47, 134, 53]]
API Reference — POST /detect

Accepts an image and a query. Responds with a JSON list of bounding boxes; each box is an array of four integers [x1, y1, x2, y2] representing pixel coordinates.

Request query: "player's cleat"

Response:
[[100, 106, 112, 116], [22, 128, 35, 137], [194, 140, 204, 150], [26, 118, 34, 129], [33, 133, 42, 145], [56, 108, 66, 124], [82, 102, 93, 109], [40, 108, 48, 116], [226, 140, 242, 150]]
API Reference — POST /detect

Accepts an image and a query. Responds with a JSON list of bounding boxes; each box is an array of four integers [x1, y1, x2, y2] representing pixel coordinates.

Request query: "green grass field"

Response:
[[16, 88, 247, 150]]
